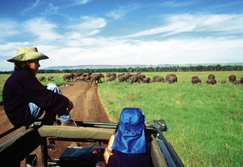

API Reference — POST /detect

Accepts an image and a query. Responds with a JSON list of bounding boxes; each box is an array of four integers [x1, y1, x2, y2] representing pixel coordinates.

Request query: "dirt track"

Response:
[[60, 81, 112, 122], [0, 81, 113, 166]]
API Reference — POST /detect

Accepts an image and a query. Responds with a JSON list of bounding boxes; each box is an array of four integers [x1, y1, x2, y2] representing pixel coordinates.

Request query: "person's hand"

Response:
[[103, 147, 113, 164], [67, 100, 73, 112], [103, 134, 115, 164]]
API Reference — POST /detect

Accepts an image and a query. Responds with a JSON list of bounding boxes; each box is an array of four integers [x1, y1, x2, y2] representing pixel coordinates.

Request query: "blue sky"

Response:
[[0, 0, 243, 71]]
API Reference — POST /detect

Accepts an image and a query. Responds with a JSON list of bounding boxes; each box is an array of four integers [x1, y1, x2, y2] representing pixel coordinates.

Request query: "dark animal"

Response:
[[221, 80, 226, 84], [130, 75, 140, 84], [192, 78, 201, 84], [85, 76, 91, 81], [191, 76, 201, 84], [79, 76, 86, 81], [168, 76, 177, 84], [63, 73, 74, 81], [119, 75, 127, 83], [48, 76, 54, 81], [152, 76, 159, 82], [234, 80, 242, 84], [206, 79, 217, 84], [106, 73, 112, 78], [143, 77, 151, 83], [137, 74, 146, 82], [74, 73, 83, 78], [73, 77, 80, 81], [125, 73, 132, 80], [229, 75, 236, 83], [63, 75, 71, 81], [154, 77, 164, 82], [208, 74, 215, 80], [107, 76, 116, 82], [91, 74, 104, 85], [166, 74, 176, 81], [118, 73, 125, 78], [39, 76, 46, 81]]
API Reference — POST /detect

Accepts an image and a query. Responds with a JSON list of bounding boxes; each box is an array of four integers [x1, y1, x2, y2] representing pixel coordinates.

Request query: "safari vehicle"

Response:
[[0, 120, 184, 167]]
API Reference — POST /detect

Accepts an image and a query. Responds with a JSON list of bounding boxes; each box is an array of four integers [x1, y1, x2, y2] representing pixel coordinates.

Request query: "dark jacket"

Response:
[[3, 70, 69, 127]]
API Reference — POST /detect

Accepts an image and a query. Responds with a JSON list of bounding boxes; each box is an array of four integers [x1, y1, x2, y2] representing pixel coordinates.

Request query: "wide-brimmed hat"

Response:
[[7, 47, 49, 62]]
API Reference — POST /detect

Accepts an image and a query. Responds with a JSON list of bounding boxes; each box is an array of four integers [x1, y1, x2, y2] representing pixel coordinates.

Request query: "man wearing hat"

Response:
[[3, 47, 75, 127]]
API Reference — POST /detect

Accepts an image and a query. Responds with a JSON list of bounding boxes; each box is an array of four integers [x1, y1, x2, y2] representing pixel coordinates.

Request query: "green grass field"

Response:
[[0, 71, 242, 166], [98, 71, 243, 167]]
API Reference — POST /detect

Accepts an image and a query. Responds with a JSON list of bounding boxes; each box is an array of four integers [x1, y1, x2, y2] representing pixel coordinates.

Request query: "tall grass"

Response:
[[99, 71, 243, 167]]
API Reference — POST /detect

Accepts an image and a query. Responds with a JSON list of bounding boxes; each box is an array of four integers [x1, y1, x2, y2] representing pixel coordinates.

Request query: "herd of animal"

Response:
[[39, 73, 243, 85], [191, 74, 243, 84]]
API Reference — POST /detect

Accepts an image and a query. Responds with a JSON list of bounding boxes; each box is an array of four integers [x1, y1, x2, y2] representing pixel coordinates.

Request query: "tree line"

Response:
[[0, 64, 243, 74]]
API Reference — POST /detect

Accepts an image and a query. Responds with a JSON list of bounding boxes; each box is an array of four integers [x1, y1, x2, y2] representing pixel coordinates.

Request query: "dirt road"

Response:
[[60, 81, 112, 122], [0, 81, 113, 166]]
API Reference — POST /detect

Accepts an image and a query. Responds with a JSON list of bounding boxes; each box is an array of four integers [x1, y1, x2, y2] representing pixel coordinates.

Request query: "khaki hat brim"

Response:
[[7, 52, 49, 62]]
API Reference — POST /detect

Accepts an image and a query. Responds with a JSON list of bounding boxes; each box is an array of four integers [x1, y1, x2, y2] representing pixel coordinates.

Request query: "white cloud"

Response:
[[65, 0, 92, 8], [125, 14, 243, 38], [68, 16, 106, 30], [1, 36, 243, 71], [24, 18, 62, 42], [21, 0, 41, 15], [106, 4, 142, 20], [65, 16, 106, 40], [0, 19, 19, 39], [1, 13, 243, 71], [34, 36, 243, 69], [159, 0, 194, 7]]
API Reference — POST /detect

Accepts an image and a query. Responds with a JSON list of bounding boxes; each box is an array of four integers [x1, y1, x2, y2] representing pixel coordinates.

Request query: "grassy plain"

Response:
[[98, 71, 243, 167], [0, 71, 242, 166]]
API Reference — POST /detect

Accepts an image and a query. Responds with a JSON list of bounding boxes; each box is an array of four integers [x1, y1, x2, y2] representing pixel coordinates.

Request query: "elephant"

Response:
[[39, 76, 46, 81], [192, 78, 201, 84], [152, 76, 159, 82], [168, 76, 177, 84], [229, 75, 236, 83], [48, 76, 54, 81], [234, 80, 242, 84], [137, 74, 146, 82], [63, 73, 74, 81], [85, 75, 92, 81], [107, 73, 117, 80], [208, 74, 215, 80], [119, 75, 127, 83], [107, 76, 116, 82], [91, 74, 104, 85], [206, 79, 217, 84], [73, 77, 80, 81], [221, 80, 226, 84], [143, 77, 151, 83], [125, 73, 132, 80], [81, 73, 87, 78], [166, 74, 176, 81], [118, 73, 125, 78], [191, 76, 201, 84], [80, 76, 86, 81], [106, 73, 112, 78], [63, 74, 71, 81], [153, 77, 164, 82], [74, 73, 83, 78], [130, 75, 140, 84]]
